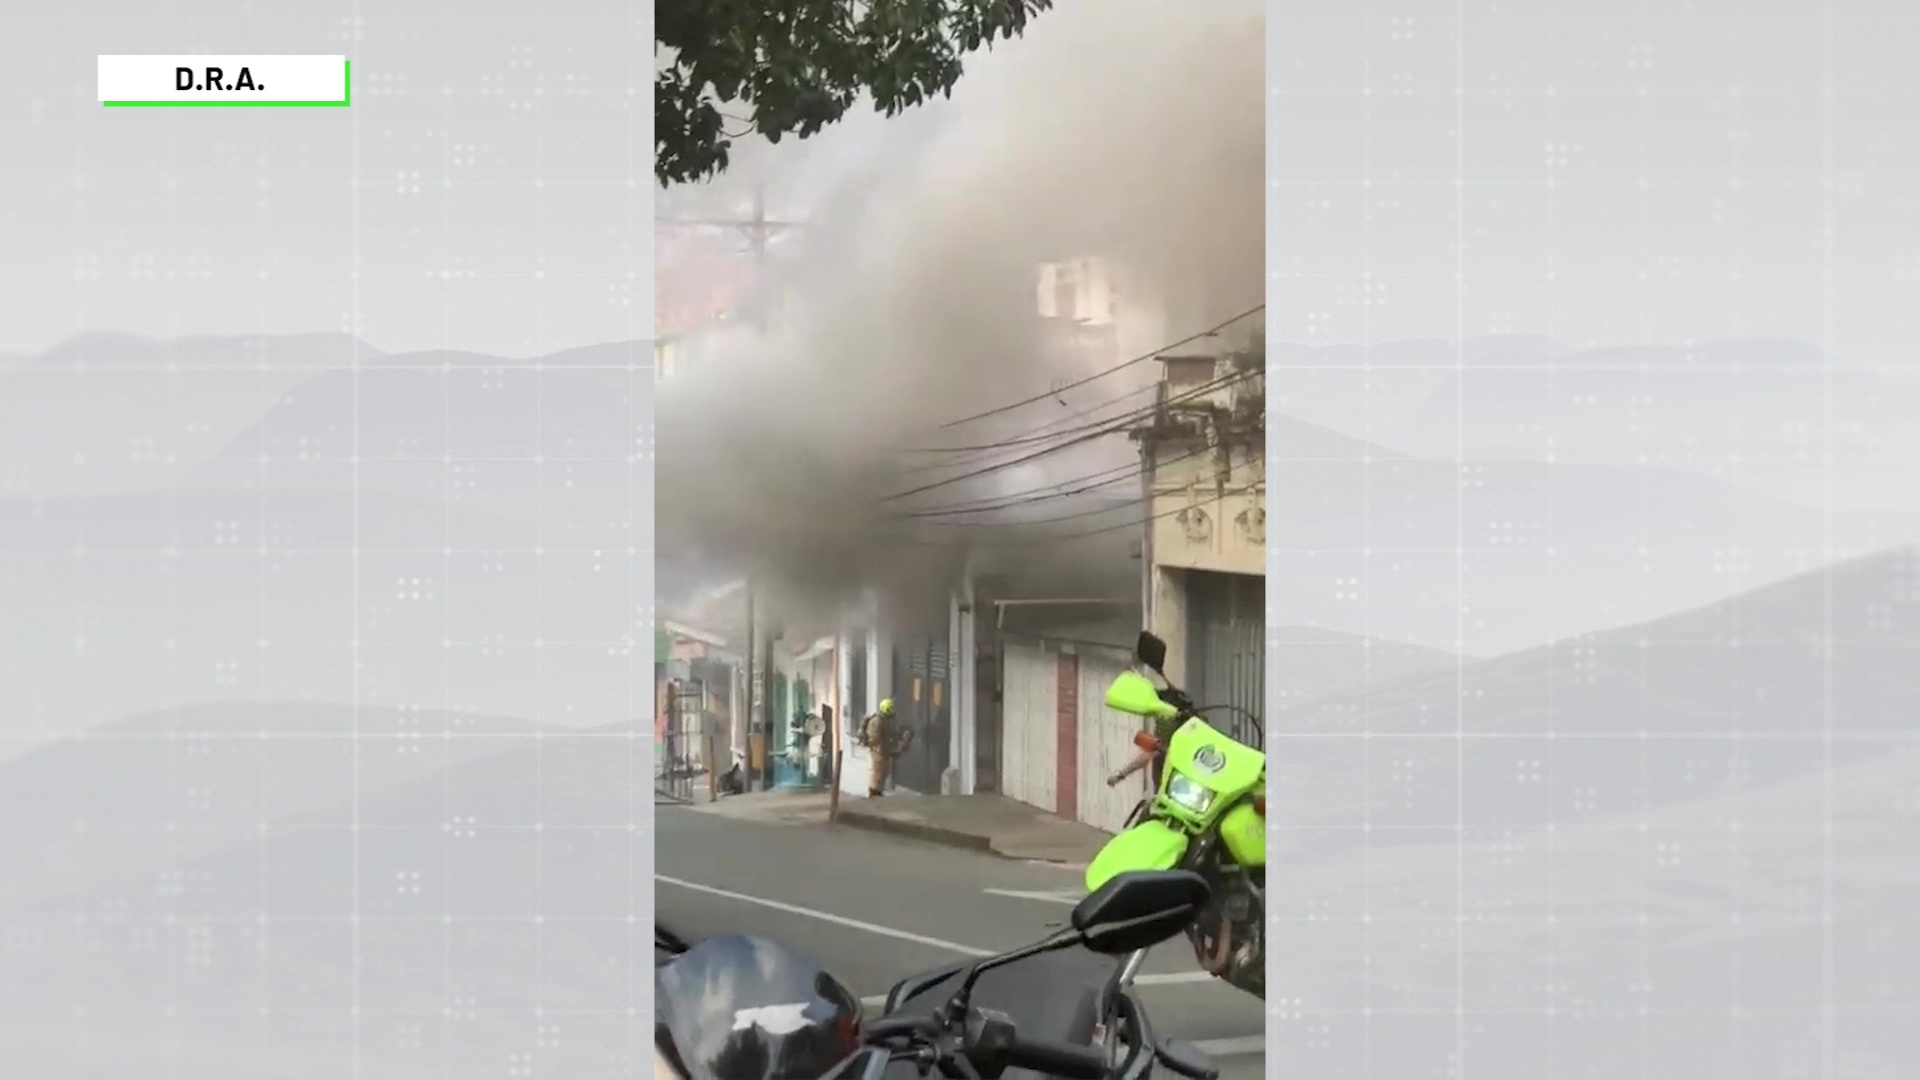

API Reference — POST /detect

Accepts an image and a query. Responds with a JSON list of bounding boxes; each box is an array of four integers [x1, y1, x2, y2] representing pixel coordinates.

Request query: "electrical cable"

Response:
[[930, 304, 1265, 431], [880, 367, 1259, 499], [901, 458, 1142, 517], [903, 380, 1160, 454], [944, 464, 1258, 546], [900, 440, 1220, 520], [939, 444, 1252, 529], [876, 458, 1256, 548], [885, 369, 1246, 480]]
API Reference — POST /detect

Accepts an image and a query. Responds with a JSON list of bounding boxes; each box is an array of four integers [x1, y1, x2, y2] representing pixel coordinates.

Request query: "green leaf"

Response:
[[655, 0, 1055, 185]]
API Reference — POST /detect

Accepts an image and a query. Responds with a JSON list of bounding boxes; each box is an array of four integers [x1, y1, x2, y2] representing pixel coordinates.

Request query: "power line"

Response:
[[657, 184, 801, 332], [950, 444, 1245, 529], [955, 463, 1256, 546], [901, 458, 1141, 518], [932, 303, 1264, 431], [881, 422, 1117, 503], [904, 380, 1160, 454], [885, 388, 1153, 477], [902, 440, 1219, 520], [881, 366, 1258, 498], [880, 458, 1255, 548], [972, 366, 1253, 451]]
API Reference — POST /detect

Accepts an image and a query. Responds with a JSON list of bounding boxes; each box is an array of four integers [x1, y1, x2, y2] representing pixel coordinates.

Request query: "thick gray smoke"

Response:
[[657, 0, 1264, 631]]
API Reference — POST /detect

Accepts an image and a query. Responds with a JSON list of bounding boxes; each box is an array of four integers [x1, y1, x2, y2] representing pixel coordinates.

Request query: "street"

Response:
[[656, 800, 1266, 1079]]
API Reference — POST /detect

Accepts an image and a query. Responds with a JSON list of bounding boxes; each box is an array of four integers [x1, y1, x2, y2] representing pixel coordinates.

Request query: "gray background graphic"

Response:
[[1268, 1, 1919, 1077], [0, 2, 655, 1077]]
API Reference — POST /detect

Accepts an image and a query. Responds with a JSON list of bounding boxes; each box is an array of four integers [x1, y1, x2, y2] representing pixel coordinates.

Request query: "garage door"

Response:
[[998, 637, 1058, 812]]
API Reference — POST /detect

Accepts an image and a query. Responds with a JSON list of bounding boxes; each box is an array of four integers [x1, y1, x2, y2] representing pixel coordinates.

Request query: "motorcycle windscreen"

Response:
[[655, 932, 863, 1080], [1084, 817, 1189, 892]]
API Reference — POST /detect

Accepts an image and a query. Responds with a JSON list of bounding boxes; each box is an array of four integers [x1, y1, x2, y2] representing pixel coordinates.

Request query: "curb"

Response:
[[833, 811, 1099, 871], [832, 808, 995, 853], [1022, 858, 1093, 873]]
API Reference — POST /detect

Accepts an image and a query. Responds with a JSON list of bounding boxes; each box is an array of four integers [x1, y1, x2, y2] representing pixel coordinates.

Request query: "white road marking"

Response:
[[976, 889, 1218, 987], [1194, 1035, 1264, 1057], [982, 886, 1079, 904], [657, 878, 1230, 990], [1138, 971, 1215, 985], [656, 874, 992, 957], [851, 1002, 1261, 1063]]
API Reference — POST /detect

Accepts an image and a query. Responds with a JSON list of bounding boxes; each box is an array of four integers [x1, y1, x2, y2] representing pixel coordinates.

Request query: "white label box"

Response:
[[98, 55, 350, 107]]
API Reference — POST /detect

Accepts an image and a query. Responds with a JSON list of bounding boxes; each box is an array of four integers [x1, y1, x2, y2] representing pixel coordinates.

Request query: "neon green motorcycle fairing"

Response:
[[1084, 817, 1186, 892], [1156, 717, 1264, 831], [1217, 797, 1265, 869], [1087, 673, 1267, 892]]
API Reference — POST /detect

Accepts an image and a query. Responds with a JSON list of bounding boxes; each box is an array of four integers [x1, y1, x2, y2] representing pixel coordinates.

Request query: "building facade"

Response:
[[1136, 328, 1266, 743]]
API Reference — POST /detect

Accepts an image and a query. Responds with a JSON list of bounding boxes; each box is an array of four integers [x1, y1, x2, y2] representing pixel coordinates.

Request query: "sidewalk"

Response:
[[683, 788, 1112, 867], [682, 787, 834, 825], [836, 792, 1112, 867]]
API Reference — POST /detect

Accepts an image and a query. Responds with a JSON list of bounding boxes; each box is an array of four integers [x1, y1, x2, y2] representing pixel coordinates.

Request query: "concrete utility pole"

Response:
[[762, 627, 779, 791], [743, 580, 756, 788], [1139, 379, 1165, 628], [656, 183, 801, 329], [660, 185, 804, 789]]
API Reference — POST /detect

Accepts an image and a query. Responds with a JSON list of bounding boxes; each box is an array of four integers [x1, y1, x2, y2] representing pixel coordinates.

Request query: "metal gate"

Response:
[[1074, 643, 1146, 832], [1185, 569, 1265, 749], [974, 641, 1001, 794], [997, 637, 1058, 813], [656, 679, 708, 803], [889, 633, 953, 795]]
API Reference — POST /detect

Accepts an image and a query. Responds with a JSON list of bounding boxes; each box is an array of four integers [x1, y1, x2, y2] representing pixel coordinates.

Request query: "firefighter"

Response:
[[861, 698, 899, 798]]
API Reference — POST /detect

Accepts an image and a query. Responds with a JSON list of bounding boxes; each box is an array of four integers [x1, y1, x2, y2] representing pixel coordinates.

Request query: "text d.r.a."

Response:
[[175, 66, 262, 92]]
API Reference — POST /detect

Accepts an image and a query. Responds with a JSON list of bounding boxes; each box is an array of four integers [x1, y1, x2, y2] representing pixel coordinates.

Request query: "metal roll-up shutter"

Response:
[[1186, 569, 1265, 748]]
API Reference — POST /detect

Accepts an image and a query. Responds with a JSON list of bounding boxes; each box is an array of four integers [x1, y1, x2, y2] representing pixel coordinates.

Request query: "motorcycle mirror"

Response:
[[1070, 869, 1212, 955], [1134, 631, 1169, 675], [942, 937, 1074, 1029], [654, 924, 693, 956]]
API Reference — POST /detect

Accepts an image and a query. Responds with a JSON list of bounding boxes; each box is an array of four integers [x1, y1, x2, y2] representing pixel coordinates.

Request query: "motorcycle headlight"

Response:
[[1166, 774, 1213, 815]]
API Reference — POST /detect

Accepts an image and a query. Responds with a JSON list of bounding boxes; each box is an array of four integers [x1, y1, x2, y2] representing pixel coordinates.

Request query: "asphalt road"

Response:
[[656, 800, 1266, 1079]]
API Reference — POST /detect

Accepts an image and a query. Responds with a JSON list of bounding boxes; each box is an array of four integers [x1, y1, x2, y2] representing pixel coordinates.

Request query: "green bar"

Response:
[[104, 59, 351, 108]]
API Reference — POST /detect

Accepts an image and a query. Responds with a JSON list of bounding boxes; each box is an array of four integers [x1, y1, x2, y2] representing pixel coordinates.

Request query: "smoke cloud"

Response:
[[656, 0, 1264, 633]]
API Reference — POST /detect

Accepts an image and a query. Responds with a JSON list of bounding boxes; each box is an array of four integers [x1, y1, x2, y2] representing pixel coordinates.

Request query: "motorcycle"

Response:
[[1086, 631, 1266, 1001], [653, 869, 1224, 1080]]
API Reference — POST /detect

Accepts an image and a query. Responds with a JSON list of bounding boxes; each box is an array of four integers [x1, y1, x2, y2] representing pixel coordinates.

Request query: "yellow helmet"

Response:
[[878, 698, 895, 715]]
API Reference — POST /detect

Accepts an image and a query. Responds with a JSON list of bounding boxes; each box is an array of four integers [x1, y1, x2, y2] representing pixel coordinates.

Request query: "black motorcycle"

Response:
[[654, 870, 1225, 1080]]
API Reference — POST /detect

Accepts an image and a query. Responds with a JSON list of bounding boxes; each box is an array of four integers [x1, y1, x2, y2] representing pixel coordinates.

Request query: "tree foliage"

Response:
[[655, 0, 1053, 186]]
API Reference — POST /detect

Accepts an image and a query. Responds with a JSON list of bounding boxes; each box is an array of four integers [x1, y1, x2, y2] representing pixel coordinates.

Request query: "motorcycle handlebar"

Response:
[[860, 1015, 939, 1042], [859, 1013, 1111, 1079], [1002, 1033, 1109, 1080]]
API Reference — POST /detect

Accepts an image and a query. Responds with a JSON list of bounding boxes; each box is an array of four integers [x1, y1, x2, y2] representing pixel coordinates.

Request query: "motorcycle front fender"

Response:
[[1084, 816, 1190, 893]]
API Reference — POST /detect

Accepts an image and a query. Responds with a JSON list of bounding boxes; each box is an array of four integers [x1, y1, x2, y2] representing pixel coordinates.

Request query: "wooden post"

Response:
[[829, 751, 843, 823]]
